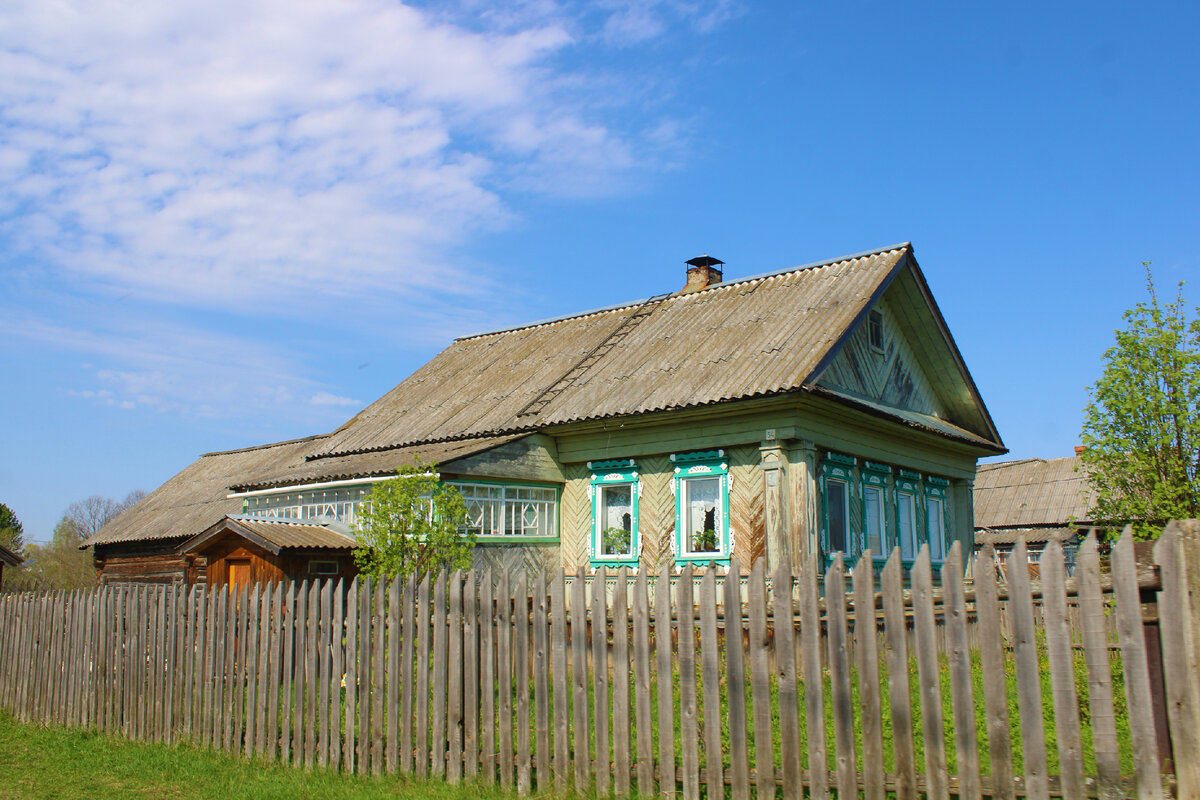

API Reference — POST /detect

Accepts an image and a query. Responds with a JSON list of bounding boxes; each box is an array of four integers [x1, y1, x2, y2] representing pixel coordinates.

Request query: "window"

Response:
[[819, 452, 954, 567], [820, 452, 857, 562], [589, 460, 639, 566], [458, 483, 558, 539], [672, 451, 731, 565], [308, 559, 339, 575], [925, 476, 950, 562], [868, 309, 884, 351]]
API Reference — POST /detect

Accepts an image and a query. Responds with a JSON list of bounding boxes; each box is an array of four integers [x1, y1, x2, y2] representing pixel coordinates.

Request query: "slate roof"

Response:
[[309, 243, 1002, 460], [0, 542, 22, 567], [84, 434, 519, 546], [973, 456, 1095, 530], [181, 515, 356, 555]]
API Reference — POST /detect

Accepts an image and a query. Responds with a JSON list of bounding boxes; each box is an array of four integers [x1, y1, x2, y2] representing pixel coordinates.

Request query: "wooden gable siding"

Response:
[[816, 294, 946, 419], [443, 434, 565, 485]]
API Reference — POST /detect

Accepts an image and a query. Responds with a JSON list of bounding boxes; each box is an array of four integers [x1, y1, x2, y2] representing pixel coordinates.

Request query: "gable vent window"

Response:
[[308, 559, 339, 576], [868, 310, 884, 352]]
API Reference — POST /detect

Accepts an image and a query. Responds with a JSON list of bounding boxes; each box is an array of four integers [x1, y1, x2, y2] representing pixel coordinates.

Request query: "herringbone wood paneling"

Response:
[[471, 545, 559, 575], [636, 456, 673, 573], [560, 463, 592, 570], [728, 445, 764, 573]]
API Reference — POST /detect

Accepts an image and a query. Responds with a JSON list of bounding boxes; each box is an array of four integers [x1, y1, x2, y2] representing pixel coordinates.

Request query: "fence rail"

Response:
[[3, 524, 1199, 800]]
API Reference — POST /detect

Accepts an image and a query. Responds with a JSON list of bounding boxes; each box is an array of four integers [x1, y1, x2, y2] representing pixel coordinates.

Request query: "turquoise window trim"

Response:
[[672, 452, 731, 567], [924, 478, 951, 563], [820, 454, 856, 566], [589, 461, 640, 567]]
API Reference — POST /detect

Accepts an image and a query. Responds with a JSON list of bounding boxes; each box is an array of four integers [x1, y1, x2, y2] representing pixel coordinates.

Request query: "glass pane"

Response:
[[683, 476, 721, 554], [927, 497, 945, 561], [898, 492, 916, 560], [864, 486, 883, 556], [599, 484, 633, 556], [826, 480, 848, 554]]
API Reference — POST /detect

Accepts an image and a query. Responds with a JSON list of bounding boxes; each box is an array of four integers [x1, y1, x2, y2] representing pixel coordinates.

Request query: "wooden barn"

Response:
[[83, 242, 1006, 584], [973, 454, 1099, 575]]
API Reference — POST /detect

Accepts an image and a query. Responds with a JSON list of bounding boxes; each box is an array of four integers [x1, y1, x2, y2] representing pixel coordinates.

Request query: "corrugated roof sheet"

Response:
[[974, 526, 1080, 546], [224, 516, 356, 550], [84, 434, 517, 546], [311, 245, 920, 459], [0, 542, 22, 567], [973, 456, 1095, 529], [230, 435, 526, 492]]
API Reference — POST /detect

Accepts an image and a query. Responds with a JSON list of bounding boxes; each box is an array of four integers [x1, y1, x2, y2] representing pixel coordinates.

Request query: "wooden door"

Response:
[[227, 558, 252, 589]]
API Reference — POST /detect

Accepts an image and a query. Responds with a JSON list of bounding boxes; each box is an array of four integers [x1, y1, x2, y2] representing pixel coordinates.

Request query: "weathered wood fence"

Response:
[[2, 525, 1199, 800]]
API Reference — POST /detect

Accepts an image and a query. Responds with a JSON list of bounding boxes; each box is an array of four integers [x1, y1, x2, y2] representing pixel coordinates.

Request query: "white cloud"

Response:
[[310, 391, 361, 407], [0, 0, 650, 309]]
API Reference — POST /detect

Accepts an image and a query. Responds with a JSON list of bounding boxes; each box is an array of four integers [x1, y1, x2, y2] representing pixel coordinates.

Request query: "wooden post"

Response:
[[1156, 521, 1200, 800]]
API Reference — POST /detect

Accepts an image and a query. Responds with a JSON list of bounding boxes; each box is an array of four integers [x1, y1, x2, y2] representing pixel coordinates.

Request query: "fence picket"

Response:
[[281, 582, 296, 766], [678, 565, 699, 800], [247, 583, 261, 757], [1042, 540, 1085, 800], [307, 580, 320, 769], [614, 566, 632, 798], [975, 546, 1015, 800], [357, 577, 370, 775], [329, 580, 343, 769], [343, 578, 357, 773], [317, 580, 331, 767], [800, 552, 828, 800], [633, 567, 655, 797], [515, 572, 531, 795], [655, 562, 675, 800], [533, 572, 550, 792], [1112, 529, 1165, 800], [593, 566, 611, 796], [748, 559, 774, 800], [388, 575, 401, 775], [433, 571, 448, 780], [463, 574, 479, 780], [1010, 540, 1050, 800], [449, 571, 464, 784], [292, 580, 307, 767], [1155, 524, 1200, 800], [372, 577, 385, 776], [414, 573, 430, 777], [269, 582, 284, 762], [401, 573, 416, 775], [480, 572, 496, 785], [942, 543, 981, 800], [498, 570, 514, 788], [882, 550, 916, 800], [826, 554, 857, 800], [853, 553, 884, 800], [572, 566, 590, 793], [699, 566, 722, 800], [552, 569, 569, 794], [724, 563, 751, 800]]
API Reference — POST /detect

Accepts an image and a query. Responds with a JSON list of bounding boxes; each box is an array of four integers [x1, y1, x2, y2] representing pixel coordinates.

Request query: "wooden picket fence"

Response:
[[2, 525, 1199, 800]]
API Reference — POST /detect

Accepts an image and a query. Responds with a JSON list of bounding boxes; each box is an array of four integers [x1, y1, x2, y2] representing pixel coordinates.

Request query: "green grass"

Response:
[[0, 711, 523, 800]]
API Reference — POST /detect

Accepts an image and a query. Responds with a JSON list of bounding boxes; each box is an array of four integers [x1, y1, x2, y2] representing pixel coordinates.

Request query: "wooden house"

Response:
[[83, 243, 1006, 584], [973, 455, 1098, 575], [0, 542, 22, 591]]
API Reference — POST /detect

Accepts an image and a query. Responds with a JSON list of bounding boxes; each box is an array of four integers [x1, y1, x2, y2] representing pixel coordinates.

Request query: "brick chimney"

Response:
[[1074, 445, 1086, 456], [682, 255, 724, 293]]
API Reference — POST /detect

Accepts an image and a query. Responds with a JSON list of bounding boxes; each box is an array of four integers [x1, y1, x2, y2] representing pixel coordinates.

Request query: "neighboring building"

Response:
[[0, 542, 22, 591], [84, 243, 1006, 584], [973, 455, 1098, 576]]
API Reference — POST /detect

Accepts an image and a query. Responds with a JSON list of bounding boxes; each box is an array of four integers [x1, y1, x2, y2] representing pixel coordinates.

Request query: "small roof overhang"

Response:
[[180, 515, 356, 557], [0, 542, 23, 567]]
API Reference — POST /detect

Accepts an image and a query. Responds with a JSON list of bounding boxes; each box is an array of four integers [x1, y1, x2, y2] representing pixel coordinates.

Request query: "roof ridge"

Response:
[[201, 433, 332, 458], [454, 242, 912, 343]]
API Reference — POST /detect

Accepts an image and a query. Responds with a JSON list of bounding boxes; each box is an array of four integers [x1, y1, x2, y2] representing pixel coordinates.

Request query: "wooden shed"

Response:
[[179, 515, 358, 589], [0, 542, 22, 591]]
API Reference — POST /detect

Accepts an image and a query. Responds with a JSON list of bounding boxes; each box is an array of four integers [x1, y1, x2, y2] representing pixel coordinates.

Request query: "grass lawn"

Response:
[[0, 711, 522, 800]]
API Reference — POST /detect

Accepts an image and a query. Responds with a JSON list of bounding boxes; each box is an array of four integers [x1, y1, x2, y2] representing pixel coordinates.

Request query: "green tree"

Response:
[[352, 462, 474, 580], [0, 502, 25, 556], [1079, 264, 1200, 538]]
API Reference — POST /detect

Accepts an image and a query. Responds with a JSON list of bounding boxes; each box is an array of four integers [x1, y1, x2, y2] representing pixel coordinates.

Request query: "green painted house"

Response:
[[84, 243, 1005, 584]]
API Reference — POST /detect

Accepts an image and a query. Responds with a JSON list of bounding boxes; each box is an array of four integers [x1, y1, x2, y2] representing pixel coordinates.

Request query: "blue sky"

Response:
[[2, 0, 1197, 543]]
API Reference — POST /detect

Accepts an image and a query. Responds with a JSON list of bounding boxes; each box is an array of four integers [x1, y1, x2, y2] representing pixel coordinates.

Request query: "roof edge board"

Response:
[[901, 254, 1006, 450], [800, 246, 913, 390], [200, 433, 331, 458]]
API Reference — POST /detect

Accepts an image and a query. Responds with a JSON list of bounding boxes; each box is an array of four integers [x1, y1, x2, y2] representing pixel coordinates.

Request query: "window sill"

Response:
[[474, 536, 560, 545]]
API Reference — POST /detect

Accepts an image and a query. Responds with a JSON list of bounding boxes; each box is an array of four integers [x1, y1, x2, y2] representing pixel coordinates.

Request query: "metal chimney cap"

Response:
[[685, 254, 724, 269]]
